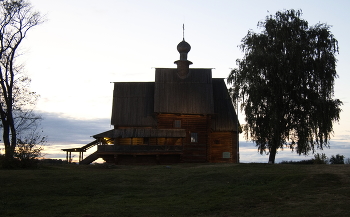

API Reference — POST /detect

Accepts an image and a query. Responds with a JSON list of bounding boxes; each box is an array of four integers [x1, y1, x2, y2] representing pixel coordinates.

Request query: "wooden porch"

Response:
[[97, 144, 183, 153], [94, 145, 183, 165]]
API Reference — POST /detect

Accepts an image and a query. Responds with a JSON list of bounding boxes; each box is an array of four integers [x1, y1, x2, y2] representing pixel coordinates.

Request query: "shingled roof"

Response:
[[110, 69, 237, 132], [111, 82, 156, 127], [154, 68, 215, 114], [211, 78, 238, 131]]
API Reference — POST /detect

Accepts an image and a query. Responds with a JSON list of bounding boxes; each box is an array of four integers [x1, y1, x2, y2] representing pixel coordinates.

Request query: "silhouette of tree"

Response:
[[228, 9, 342, 163], [329, 154, 344, 164], [0, 0, 44, 163]]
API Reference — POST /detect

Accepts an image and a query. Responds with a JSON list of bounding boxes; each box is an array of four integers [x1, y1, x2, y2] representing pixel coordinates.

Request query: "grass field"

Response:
[[1, 163, 350, 217]]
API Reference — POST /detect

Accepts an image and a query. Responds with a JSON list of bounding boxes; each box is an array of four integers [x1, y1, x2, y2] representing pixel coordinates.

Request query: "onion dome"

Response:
[[175, 39, 192, 78], [177, 40, 191, 61], [177, 40, 191, 54]]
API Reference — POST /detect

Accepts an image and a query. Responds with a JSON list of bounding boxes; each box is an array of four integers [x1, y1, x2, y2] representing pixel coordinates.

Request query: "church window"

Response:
[[174, 120, 181, 128], [190, 133, 198, 143]]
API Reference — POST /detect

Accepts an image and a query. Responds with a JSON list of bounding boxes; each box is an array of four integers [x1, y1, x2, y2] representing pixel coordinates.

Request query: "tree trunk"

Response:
[[2, 122, 13, 159], [4, 145, 14, 159], [268, 146, 277, 164]]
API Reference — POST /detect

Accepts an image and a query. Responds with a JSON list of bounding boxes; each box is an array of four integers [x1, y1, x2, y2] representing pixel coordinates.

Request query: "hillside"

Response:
[[1, 163, 350, 217]]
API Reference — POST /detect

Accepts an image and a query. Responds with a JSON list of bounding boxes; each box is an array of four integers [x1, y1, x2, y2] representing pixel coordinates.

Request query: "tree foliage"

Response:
[[13, 126, 46, 168], [228, 9, 342, 163], [312, 153, 328, 164], [0, 0, 44, 161], [329, 154, 344, 164]]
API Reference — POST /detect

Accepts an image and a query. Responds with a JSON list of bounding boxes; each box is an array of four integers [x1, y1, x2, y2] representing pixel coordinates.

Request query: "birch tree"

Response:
[[228, 10, 342, 163]]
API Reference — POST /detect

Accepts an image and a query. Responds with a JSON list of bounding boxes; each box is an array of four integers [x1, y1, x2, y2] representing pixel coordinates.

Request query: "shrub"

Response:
[[1, 130, 46, 169], [313, 153, 328, 164], [0, 155, 23, 169], [329, 154, 345, 164], [40, 159, 65, 165], [280, 159, 314, 164]]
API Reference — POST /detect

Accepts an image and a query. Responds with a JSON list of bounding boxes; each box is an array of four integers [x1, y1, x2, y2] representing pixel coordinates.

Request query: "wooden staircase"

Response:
[[62, 140, 100, 164], [80, 151, 99, 165], [81, 140, 99, 151], [79, 140, 100, 164]]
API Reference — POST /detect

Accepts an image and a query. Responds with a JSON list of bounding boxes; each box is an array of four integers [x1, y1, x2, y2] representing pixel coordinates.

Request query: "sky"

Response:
[[1, 0, 349, 163]]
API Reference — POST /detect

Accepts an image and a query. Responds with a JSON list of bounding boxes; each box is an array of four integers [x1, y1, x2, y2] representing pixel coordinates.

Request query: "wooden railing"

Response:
[[97, 145, 183, 152]]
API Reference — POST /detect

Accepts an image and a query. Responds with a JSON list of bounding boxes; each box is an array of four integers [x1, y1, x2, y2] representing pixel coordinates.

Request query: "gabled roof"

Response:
[[110, 69, 238, 132], [154, 68, 215, 114], [111, 82, 156, 127], [211, 79, 238, 131]]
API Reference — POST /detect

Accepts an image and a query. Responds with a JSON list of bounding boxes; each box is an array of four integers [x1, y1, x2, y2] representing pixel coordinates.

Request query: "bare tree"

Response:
[[0, 0, 44, 161]]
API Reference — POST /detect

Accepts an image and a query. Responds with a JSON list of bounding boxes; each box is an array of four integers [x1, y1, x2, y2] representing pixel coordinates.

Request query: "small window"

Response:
[[223, 152, 231, 158], [190, 133, 198, 143], [174, 120, 181, 128]]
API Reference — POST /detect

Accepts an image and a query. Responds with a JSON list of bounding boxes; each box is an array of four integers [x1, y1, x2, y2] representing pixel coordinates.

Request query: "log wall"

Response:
[[103, 114, 238, 164], [114, 137, 182, 146], [157, 114, 210, 162], [209, 131, 238, 163]]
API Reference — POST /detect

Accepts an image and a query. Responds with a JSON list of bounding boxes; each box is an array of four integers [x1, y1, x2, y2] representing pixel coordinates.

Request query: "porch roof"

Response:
[[93, 128, 186, 139]]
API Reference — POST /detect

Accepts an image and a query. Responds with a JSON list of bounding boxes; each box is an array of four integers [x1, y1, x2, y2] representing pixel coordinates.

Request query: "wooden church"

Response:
[[63, 38, 240, 164]]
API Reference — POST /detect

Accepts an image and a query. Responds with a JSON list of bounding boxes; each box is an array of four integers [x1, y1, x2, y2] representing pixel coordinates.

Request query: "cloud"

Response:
[[238, 141, 256, 148], [31, 111, 110, 160], [39, 111, 111, 146], [333, 134, 350, 142]]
